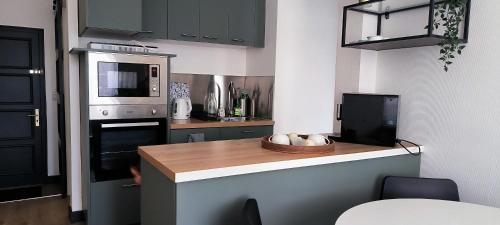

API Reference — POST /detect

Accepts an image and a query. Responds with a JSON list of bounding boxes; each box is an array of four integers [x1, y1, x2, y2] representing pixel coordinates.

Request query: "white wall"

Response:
[[273, 0, 338, 134], [63, 0, 83, 211], [374, 0, 500, 207], [246, 0, 278, 77], [0, 0, 59, 176], [334, 0, 378, 133]]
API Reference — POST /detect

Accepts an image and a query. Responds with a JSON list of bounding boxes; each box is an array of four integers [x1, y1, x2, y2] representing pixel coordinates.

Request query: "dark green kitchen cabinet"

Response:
[[228, 0, 266, 47], [219, 126, 273, 140], [79, 0, 145, 36], [169, 128, 220, 144], [88, 179, 140, 225], [227, 0, 256, 46], [169, 126, 273, 144], [79, 0, 266, 47], [199, 0, 229, 44], [168, 0, 200, 42], [142, 0, 168, 39], [166, 0, 266, 47]]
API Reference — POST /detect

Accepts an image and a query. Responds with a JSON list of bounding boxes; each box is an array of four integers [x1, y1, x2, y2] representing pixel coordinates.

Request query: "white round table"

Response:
[[336, 199, 500, 225]]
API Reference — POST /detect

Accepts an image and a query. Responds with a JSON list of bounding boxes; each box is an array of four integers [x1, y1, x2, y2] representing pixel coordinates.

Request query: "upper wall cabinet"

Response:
[[167, 0, 200, 42], [79, 0, 151, 36], [150, 0, 266, 47], [199, 0, 229, 44], [167, 0, 265, 47], [142, 0, 168, 39], [228, 0, 255, 46], [228, 0, 265, 47], [79, 0, 266, 48]]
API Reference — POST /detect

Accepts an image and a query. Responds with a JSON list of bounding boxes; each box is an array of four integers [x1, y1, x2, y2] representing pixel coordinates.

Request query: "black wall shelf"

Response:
[[341, 0, 471, 51]]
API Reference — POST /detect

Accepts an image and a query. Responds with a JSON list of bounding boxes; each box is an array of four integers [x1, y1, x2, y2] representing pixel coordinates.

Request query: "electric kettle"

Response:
[[173, 98, 192, 120]]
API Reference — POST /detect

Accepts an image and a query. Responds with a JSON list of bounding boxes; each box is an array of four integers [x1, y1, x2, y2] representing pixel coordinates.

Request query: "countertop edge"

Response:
[[170, 146, 423, 183], [138, 148, 177, 181]]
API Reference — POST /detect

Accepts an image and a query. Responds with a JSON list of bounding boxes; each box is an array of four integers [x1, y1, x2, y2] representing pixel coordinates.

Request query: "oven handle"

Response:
[[100, 150, 138, 155], [101, 122, 160, 128]]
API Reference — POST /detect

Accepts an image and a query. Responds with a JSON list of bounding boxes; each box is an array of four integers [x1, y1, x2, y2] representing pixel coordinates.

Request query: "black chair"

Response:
[[380, 176, 460, 201], [241, 199, 263, 225]]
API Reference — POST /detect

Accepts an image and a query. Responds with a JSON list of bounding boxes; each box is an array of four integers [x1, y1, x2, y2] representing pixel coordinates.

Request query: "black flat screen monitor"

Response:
[[340, 93, 399, 147]]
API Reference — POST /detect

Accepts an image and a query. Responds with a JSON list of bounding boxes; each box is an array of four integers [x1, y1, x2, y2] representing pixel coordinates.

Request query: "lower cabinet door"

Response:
[[169, 128, 220, 144], [89, 179, 140, 225], [219, 126, 273, 140]]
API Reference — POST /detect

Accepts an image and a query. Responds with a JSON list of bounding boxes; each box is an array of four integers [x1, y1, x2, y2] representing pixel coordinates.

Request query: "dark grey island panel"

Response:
[[141, 154, 420, 225]]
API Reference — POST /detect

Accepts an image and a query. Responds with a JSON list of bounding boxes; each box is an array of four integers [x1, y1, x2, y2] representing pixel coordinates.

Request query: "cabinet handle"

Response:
[[122, 183, 140, 188], [132, 30, 153, 37], [181, 33, 197, 38], [241, 130, 255, 134], [202, 35, 218, 40], [231, 38, 245, 42]]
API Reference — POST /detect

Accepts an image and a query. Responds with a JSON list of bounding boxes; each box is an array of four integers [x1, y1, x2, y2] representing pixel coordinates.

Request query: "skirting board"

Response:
[[45, 175, 61, 184], [68, 207, 86, 223]]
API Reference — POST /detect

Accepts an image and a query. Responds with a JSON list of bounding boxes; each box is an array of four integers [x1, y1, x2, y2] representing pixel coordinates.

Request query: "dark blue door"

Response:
[[0, 26, 45, 189]]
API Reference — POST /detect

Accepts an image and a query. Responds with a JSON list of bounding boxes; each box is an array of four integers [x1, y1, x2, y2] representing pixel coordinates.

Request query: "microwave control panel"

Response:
[[149, 65, 160, 97]]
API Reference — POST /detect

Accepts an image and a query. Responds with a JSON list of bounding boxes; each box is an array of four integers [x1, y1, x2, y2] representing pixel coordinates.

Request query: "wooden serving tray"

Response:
[[261, 135, 335, 154]]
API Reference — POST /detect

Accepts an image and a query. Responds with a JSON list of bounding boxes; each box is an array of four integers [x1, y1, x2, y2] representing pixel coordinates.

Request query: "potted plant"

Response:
[[429, 0, 468, 72]]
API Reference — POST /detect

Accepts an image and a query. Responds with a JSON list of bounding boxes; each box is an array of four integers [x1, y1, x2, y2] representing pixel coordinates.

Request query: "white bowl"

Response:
[[271, 134, 290, 145], [308, 134, 328, 146]]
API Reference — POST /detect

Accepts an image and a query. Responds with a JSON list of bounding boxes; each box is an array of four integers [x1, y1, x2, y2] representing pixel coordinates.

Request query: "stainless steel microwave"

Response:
[[87, 52, 168, 106]]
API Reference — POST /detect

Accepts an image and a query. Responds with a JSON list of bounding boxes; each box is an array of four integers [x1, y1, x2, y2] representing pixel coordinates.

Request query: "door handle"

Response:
[[29, 69, 44, 75], [27, 109, 40, 127], [241, 130, 255, 134]]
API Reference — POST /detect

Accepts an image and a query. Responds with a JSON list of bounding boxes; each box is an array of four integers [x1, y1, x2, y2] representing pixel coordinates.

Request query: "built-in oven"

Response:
[[85, 52, 170, 182], [87, 52, 168, 106], [89, 118, 167, 182]]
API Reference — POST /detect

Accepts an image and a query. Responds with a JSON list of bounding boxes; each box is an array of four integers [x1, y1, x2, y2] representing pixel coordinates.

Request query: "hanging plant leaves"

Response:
[[432, 0, 468, 72]]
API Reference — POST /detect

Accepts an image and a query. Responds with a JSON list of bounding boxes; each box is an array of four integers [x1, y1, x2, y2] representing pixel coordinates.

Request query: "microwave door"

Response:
[[86, 52, 168, 106], [98, 62, 150, 98]]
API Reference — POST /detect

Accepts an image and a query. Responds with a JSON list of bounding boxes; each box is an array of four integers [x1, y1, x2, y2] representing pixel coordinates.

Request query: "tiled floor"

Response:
[[0, 196, 84, 225]]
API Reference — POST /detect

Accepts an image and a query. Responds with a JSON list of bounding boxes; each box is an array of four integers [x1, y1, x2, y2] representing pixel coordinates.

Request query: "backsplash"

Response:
[[171, 74, 274, 119]]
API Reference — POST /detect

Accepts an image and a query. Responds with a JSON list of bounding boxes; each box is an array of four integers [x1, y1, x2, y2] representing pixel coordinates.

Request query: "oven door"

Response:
[[89, 118, 167, 182], [87, 52, 168, 105]]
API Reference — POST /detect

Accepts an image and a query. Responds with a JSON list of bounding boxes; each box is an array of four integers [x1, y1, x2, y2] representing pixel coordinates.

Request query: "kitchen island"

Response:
[[139, 139, 421, 225]]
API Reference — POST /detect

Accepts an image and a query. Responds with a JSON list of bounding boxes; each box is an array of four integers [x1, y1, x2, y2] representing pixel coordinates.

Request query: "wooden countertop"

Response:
[[139, 139, 422, 183], [170, 118, 274, 129]]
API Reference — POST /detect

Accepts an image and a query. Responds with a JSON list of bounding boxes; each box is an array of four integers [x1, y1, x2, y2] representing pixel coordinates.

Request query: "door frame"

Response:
[[0, 25, 48, 187]]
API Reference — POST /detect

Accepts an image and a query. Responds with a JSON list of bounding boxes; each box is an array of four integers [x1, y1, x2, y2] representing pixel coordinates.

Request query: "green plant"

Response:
[[430, 0, 468, 72]]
